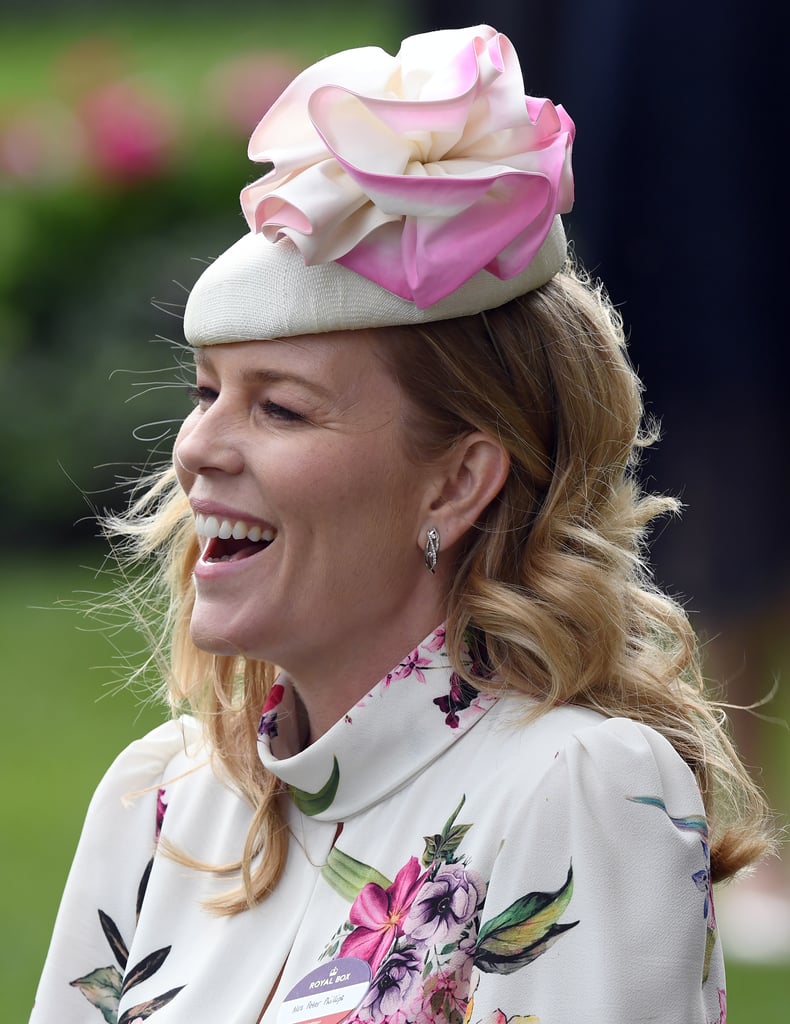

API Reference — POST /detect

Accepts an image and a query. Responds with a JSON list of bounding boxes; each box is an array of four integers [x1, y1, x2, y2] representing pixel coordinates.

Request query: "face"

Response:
[[174, 331, 444, 697]]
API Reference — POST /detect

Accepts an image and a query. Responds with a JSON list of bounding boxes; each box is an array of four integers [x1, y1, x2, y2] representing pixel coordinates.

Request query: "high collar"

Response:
[[255, 626, 498, 822]]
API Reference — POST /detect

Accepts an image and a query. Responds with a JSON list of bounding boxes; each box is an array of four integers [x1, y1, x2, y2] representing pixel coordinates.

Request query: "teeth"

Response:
[[195, 512, 275, 543]]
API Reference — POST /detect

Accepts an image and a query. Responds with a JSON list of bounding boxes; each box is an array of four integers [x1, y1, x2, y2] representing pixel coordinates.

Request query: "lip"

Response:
[[189, 498, 277, 581], [193, 548, 272, 581], [189, 498, 274, 529], [193, 534, 276, 581]]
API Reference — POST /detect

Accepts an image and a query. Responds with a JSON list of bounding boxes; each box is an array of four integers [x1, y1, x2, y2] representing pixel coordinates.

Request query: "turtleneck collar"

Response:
[[255, 626, 498, 822]]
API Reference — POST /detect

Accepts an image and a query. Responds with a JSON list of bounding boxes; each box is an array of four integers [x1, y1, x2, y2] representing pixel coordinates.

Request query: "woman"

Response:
[[31, 24, 771, 1024]]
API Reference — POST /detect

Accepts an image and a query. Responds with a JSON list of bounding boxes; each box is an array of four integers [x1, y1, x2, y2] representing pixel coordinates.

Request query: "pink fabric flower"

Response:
[[241, 25, 574, 308], [340, 856, 427, 973]]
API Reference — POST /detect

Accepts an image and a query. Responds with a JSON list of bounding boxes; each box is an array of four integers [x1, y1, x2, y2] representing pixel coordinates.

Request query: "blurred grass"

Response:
[[0, 6, 405, 106], [3, 550, 789, 1020], [1, 546, 167, 1020]]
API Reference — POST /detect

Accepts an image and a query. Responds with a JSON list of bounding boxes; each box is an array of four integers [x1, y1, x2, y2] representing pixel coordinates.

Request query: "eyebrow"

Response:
[[193, 350, 335, 401]]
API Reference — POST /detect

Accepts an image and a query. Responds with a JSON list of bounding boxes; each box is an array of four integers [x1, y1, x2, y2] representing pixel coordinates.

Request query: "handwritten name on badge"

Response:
[[277, 957, 371, 1024]]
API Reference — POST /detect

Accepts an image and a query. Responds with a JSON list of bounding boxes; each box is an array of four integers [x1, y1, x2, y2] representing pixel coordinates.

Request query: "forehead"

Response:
[[192, 332, 403, 405]]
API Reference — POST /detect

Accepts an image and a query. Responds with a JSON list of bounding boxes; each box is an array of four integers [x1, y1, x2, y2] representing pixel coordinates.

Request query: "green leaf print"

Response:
[[70, 966, 123, 1023], [289, 756, 340, 815], [422, 794, 472, 867], [475, 864, 578, 974], [322, 845, 392, 902]]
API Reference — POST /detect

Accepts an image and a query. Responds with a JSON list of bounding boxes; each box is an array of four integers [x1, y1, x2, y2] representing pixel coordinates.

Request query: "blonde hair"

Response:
[[108, 259, 773, 913]]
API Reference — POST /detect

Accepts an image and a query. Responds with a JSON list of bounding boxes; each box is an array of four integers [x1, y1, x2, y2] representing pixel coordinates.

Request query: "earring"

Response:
[[424, 527, 440, 574]]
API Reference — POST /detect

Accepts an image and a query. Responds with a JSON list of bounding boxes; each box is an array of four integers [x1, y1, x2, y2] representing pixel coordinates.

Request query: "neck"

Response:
[[285, 614, 447, 744]]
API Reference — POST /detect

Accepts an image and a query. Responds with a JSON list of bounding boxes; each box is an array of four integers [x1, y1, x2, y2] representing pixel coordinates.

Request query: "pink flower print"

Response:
[[422, 967, 469, 1022], [340, 857, 427, 973], [707, 988, 727, 1024], [262, 683, 285, 714], [154, 788, 168, 842], [391, 648, 432, 684], [404, 863, 485, 945], [355, 946, 424, 1023], [423, 627, 446, 653]]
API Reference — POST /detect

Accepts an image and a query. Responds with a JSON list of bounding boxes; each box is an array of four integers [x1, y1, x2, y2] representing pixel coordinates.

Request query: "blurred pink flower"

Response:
[[79, 79, 179, 183], [205, 53, 304, 138], [0, 104, 84, 185]]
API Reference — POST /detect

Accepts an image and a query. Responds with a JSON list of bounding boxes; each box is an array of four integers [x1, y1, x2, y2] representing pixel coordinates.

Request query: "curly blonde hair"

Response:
[[107, 259, 773, 914]]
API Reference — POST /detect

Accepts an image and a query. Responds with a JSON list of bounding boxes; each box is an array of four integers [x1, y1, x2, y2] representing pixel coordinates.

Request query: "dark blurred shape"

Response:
[[412, 1, 789, 627], [409, 4, 790, 954]]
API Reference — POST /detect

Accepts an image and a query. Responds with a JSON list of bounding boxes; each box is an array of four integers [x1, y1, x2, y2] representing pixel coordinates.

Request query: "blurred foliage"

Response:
[[0, 4, 404, 545]]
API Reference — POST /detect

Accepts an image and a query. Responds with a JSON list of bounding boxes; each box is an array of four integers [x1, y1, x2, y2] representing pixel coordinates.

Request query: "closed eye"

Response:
[[260, 400, 305, 423], [186, 385, 217, 408]]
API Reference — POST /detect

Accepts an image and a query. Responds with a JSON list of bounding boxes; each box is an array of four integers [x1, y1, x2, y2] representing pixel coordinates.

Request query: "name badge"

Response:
[[277, 957, 371, 1024]]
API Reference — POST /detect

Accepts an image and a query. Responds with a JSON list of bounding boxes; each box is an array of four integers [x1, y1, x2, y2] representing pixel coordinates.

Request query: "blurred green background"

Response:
[[1, 3, 787, 1021]]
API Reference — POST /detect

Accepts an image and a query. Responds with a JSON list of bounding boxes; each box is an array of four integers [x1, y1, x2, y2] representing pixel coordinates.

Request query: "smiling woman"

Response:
[[31, 23, 773, 1024], [173, 332, 477, 723]]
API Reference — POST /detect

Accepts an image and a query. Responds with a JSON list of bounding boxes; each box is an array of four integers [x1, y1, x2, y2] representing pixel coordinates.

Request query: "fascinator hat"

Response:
[[184, 25, 575, 346]]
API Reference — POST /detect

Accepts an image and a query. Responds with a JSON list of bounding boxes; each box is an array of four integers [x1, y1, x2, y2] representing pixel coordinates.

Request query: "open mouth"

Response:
[[195, 513, 276, 564]]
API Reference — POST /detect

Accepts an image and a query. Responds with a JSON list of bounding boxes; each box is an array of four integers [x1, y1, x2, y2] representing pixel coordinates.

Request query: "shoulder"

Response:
[[488, 699, 700, 800], [473, 702, 706, 843], [555, 713, 704, 812], [86, 715, 208, 818]]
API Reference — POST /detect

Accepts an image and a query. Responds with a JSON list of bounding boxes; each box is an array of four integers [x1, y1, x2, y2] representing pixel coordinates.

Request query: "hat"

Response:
[[184, 24, 575, 346]]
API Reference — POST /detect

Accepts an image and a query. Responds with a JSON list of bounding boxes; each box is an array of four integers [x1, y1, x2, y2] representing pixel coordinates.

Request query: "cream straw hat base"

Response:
[[184, 217, 566, 346]]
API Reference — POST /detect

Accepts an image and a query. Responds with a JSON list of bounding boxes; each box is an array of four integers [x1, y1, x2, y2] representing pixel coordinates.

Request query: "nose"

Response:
[[174, 404, 245, 479]]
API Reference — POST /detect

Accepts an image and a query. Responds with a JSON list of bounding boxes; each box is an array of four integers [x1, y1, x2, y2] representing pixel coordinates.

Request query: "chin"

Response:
[[189, 621, 246, 658]]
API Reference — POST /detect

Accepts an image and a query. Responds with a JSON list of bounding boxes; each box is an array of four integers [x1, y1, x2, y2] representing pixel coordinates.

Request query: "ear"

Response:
[[421, 431, 510, 553]]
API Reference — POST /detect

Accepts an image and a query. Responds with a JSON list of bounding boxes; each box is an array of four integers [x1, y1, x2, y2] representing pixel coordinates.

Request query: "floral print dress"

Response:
[[30, 627, 726, 1023]]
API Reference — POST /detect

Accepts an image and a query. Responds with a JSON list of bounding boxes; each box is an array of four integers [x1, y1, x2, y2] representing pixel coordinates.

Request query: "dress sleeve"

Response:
[[469, 717, 726, 1024], [29, 717, 201, 1024]]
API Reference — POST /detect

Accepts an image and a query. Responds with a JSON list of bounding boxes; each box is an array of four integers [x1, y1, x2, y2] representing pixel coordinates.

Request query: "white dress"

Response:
[[31, 626, 727, 1024]]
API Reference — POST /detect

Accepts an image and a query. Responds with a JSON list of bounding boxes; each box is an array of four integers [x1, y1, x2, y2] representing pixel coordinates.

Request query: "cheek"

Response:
[[308, 443, 417, 537]]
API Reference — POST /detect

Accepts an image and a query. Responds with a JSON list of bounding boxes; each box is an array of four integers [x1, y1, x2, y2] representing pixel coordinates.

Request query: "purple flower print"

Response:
[[257, 683, 284, 739], [340, 857, 427, 973], [444, 931, 477, 987], [693, 839, 717, 931], [356, 945, 424, 1022], [404, 863, 485, 945], [433, 673, 480, 729], [155, 788, 168, 842]]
